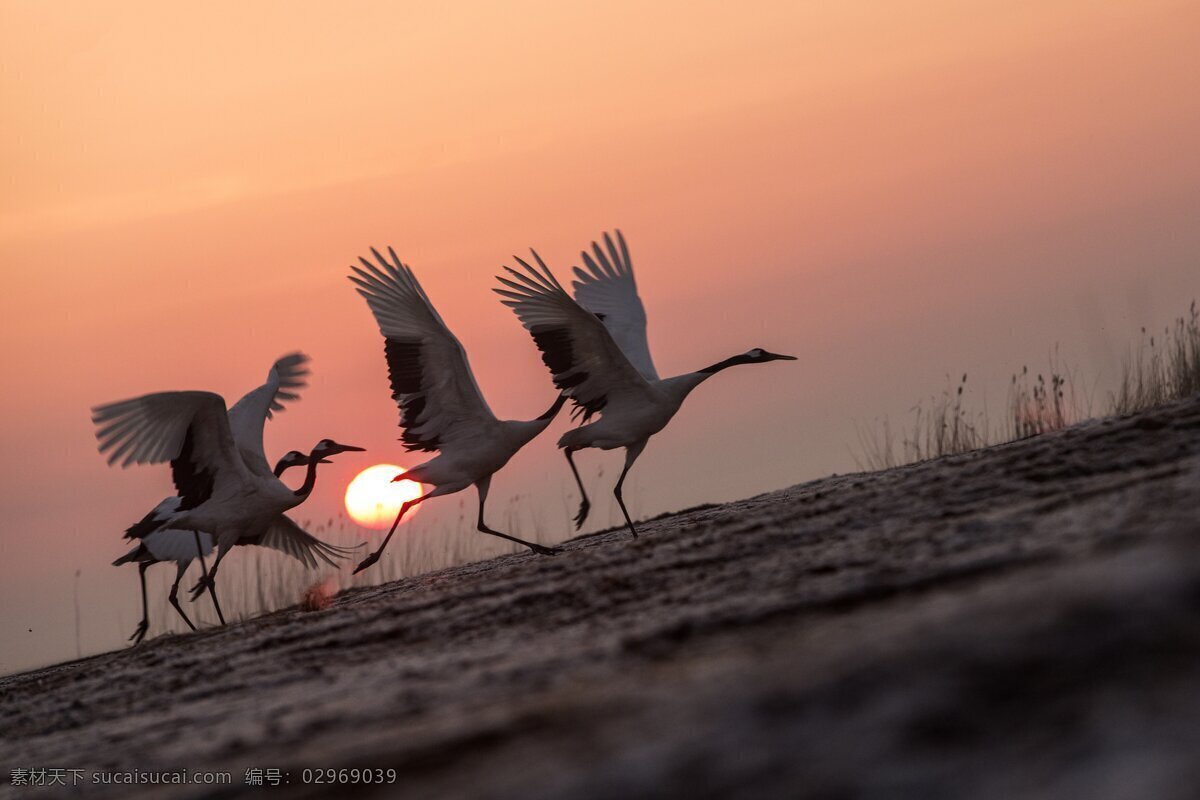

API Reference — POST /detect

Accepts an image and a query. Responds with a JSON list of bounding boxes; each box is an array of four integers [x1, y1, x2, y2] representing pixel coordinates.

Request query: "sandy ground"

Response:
[[3, 396, 1200, 799]]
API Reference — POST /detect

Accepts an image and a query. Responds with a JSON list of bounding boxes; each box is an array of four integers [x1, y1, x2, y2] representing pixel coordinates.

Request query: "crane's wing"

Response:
[[227, 352, 311, 475], [349, 247, 498, 454], [494, 250, 656, 422], [571, 230, 658, 381], [92, 391, 248, 510], [252, 515, 362, 569]]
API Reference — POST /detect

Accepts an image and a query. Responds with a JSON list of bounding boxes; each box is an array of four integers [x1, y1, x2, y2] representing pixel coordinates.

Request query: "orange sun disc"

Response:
[[344, 464, 425, 530]]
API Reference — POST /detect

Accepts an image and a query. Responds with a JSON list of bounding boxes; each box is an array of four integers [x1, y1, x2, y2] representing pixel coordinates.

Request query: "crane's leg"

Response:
[[564, 448, 591, 530], [475, 477, 559, 556], [168, 561, 197, 632], [203, 545, 230, 626], [189, 532, 227, 626], [614, 442, 648, 539], [352, 492, 433, 575], [129, 561, 151, 644]]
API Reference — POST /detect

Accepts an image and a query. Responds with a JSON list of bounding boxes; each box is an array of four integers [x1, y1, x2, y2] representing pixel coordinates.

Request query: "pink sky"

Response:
[[2, 0, 1198, 673]]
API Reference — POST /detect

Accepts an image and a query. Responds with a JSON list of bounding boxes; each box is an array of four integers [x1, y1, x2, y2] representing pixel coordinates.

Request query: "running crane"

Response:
[[93, 354, 365, 625], [114, 450, 355, 643], [495, 231, 795, 537], [347, 247, 566, 574]]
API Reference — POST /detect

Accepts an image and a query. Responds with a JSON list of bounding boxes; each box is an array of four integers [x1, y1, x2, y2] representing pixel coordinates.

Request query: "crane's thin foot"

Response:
[[169, 591, 197, 631], [529, 543, 561, 557], [129, 620, 149, 644], [209, 589, 226, 626], [573, 499, 591, 530], [353, 552, 381, 575], [616, 497, 639, 539], [189, 574, 214, 602]]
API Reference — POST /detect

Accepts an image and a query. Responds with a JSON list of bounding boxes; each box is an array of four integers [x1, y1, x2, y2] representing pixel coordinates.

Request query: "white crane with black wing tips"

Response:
[[93, 354, 365, 638], [114, 450, 359, 643], [495, 231, 796, 538], [347, 247, 567, 575], [110, 350, 317, 633]]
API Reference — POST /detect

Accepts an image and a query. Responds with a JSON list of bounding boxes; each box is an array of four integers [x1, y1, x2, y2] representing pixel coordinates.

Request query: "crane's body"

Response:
[[402, 416, 558, 490], [164, 469, 313, 551], [496, 231, 795, 536], [348, 247, 565, 575], [557, 376, 700, 451]]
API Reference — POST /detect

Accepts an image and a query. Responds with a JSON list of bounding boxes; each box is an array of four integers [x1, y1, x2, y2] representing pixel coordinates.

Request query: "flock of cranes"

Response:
[[93, 230, 794, 643]]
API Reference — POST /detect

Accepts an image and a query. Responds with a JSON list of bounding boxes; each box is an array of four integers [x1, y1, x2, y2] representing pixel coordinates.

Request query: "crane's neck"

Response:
[[659, 355, 757, 404], [293, 456, 322, 498], [274, 461, 297, 478], [698, 353, 758, 374], [537, 393, 569, 422], [659, 371, 712, 404], [509, 394, 568, 446]]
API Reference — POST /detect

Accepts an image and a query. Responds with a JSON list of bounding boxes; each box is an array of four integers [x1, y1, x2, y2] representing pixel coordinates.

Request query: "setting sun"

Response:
[[344, 464, 425, 529]]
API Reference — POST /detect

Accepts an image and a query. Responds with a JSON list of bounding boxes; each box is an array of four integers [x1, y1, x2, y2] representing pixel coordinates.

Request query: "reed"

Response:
[[139, 466, 620, 635], [1110, 302, 1200, 415]]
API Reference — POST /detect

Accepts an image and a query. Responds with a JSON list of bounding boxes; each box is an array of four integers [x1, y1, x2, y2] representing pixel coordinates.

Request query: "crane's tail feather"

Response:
[[112, 546, 143, 566], [309, 539, 367, 569]]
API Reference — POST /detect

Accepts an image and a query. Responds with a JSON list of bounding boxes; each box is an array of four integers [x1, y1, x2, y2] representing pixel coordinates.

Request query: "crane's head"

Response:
[[742, 347, 797, 364], [699, 348, 797, 375], [310, 438, 367, 459], [273, 450, 327, 477]]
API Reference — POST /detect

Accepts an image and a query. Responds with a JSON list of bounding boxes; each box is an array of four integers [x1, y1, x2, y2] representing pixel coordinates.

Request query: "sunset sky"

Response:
[[2, 0, 1198, 673]]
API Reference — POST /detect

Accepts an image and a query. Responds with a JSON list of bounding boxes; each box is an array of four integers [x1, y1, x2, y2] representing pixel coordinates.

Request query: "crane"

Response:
[[92, 355, 365, 623], [114, 450, 358, 643], [110, 352, 310, 633], [347, 247, 566, 575], [495, 231, 795, 537]]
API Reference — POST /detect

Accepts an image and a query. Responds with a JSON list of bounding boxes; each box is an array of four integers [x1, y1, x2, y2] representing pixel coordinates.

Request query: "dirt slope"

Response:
[[3, 397, 1200, 799]]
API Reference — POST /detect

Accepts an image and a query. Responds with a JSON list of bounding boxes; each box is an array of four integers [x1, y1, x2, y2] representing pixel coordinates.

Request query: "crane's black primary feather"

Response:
[[384, 337, 441, 452], [171, 427, 215, 511], [384, 338, 423, 394], [530, 325, 607, 422], [531, 326, 582, 383]]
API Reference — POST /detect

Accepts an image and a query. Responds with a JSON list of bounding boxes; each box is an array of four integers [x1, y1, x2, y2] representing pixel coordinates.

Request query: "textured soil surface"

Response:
[[3, 397, 1200, 799]]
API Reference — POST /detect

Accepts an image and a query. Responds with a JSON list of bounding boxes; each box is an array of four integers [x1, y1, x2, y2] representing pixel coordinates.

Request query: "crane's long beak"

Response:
[[766, 351, 798, 361], [334, 444, 367, 453]]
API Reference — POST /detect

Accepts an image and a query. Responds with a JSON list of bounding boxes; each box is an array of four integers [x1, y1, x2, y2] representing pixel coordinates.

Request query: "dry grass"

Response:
[[855, 374, 991, 470], [1110, 301, 1200, 415], [854, 359, 1086, 471], [135, 465, 623, 637], [138, 512, 523, 634], [855, 301, 1200, 471], [1005, 348, 1091, 441]]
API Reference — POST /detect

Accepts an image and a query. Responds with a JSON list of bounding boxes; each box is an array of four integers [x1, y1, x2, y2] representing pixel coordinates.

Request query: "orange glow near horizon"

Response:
[[344, 465, 425, 530]]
